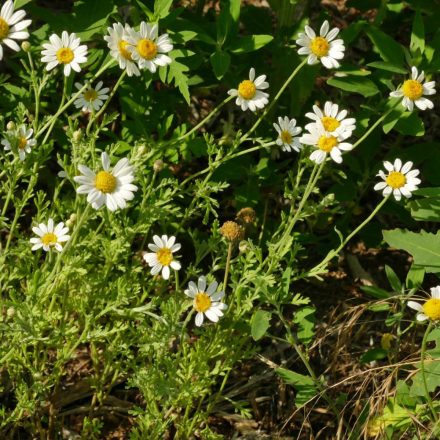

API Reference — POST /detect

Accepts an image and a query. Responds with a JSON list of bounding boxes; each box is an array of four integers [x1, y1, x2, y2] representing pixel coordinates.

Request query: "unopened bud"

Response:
[[21, 41, 31, 52], [72, 130, 82, 142], [137, 145, 147, 155], [6, 307, 15, 318], [153, 159, 164, 172], [6, 121, 15, 131], [238, 240, 249, 253], [66, 213, 77, 227]]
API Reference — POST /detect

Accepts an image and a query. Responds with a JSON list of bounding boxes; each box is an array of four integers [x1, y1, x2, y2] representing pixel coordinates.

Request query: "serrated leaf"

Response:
[[327, 76, 379, 97], [293, 306, 315, 344], [167, 60, 191, 104], [154, 0, 173, 19], [275, 368, 317, 407], [251, 310, 271, 341], [383, 229, 440, 274]]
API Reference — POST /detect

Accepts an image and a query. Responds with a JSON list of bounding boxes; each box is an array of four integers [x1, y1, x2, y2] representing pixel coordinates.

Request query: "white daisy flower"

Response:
[[74, 152, 138, 211], [0, 0, 31, 61], [1, 124, 36, 161], [41, 31, 88, 76], [305, 101, 356, 136], [30, 218, 70, 252], [273, 117, 302, 152], [104, 23, 140, 77], [73, 81, 110, 112], [300, 123, 353, 164], [408, 286, 440, 322], [227, 67, 269, 112], [143, 235, 181, 280], [373, 159, 420, 201], [126, 22, 173, 73], [185, 276, 227, 327], [389, 66, 436, 111], [296, 20, 345, 69]]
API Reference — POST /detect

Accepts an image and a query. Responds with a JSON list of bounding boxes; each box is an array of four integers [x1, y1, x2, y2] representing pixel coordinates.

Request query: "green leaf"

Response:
[[410, 360, 440, 397], [73, 0, 117, 40], [384, 265, 402, 293], [410, 9, 425, 55], [409, 191, 440, 222], [210, 50, 231, 79], [217, 0, 241, 46], [167, 60, 191, 104], [275, 368, 317, 407], [293, 306, 315, 344], [228, 35, 274, 53], [327, 76, 379, 97], [360, 348, 388, 364], [365, 27, 405, 66], [251, 310, 271, 341], [360, 285, 392, 299], [394, 112, 425, 136], [367, 61, 407, 74], [154, 0, 173, 19], [383, 229, 440, 274], [405, 264, 425, 289]]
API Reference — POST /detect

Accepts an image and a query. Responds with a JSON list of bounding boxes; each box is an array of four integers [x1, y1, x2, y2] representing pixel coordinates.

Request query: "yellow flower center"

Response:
[[423, 299, 440, 321], [41, 232, 57, 247], [0, 17, 9, 40], [310, 37, 329, 57], [238, 80, 256, 100], [385, 171, 406, 189], [194, 292, 212, 313], [321, 116, 340, 132], [156, 248, 173, 266], [94, 171, 117, 194], [280, 130, 292, 144], [318, 135, 338, 152], [137, 39, 158, 60], [56, 47, 74, 64], [18, 136, 27, 150], [83, 89, 98, 102], [118, 40, 132, 60], [402, 79, 423, 100]]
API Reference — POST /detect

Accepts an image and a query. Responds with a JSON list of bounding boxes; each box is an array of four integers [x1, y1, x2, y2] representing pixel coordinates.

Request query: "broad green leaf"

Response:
[[73, 0, 117, 40], [367, 401, 412, 435], [409, 192, 440, 222], [394, 112, 424, 136], [410, 360, 440, 397], [405, 264, 425, 289], [327, 76, 379, 97], [154, 0, 173, 19], [367, 61, 407, 74], [228, 35, 274, 53], [383, 229, 440, 274], [410, 9, 425, 54], [251, 310, 271, 341], [365, 27, 405, 66], [275, 368, 317, 407], [360, 285, 392, 299], [293, 306, 315, 344], [360, 348, 387, 364], [217, 0, 241, 46], [210, 50, 231, 79], [385, 265, 402, 292]]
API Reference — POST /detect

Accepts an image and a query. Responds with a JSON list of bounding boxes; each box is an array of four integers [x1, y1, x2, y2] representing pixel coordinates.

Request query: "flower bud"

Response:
[[137, 145, 147, 155], [6, 121, 15, 131], [238, 240, 249, 253], [21, 41, 31, 52], [236, 207, 256, 225], [153, 159, 164, 172], [72, 130, 82, 142], [6, 307, 15, 318]]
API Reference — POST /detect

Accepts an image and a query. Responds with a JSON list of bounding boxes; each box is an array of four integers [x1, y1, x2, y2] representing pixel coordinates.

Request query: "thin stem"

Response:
[[176, 95, 234, 142], [223, 242, 233, 291], [421, 322, 438, 422], [241, 58, 308, 142]]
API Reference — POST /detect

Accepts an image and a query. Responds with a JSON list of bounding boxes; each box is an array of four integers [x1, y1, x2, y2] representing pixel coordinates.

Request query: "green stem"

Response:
[[223, 242, 233, 291], [176, 95, 234, 142], [421, 322, 438, 422], [240, 58, 308, 142]]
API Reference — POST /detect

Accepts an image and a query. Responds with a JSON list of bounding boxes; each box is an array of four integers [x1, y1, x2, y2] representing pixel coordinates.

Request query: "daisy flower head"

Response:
[[300, 122, 353, 164], [41, 31, 88, 76], [296, 20, 345, 69], [0, 0, 31, 61], [1, 124, 36, 161], [74, 152, 137, 211], [408, 286, 440, 322], [228, 68, 269, 112], [104, 23, 140, 77], [374, 159, 420, 201], [126, 22, 173, 73], [389, 66, 436, 112], [143, 235, 181, 280], [30, 218, 70, 252], [73, 81, 110, 112], [185, 276, 227, 327], [273, 116, 302, 152], [305, 101, 356, 137]]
